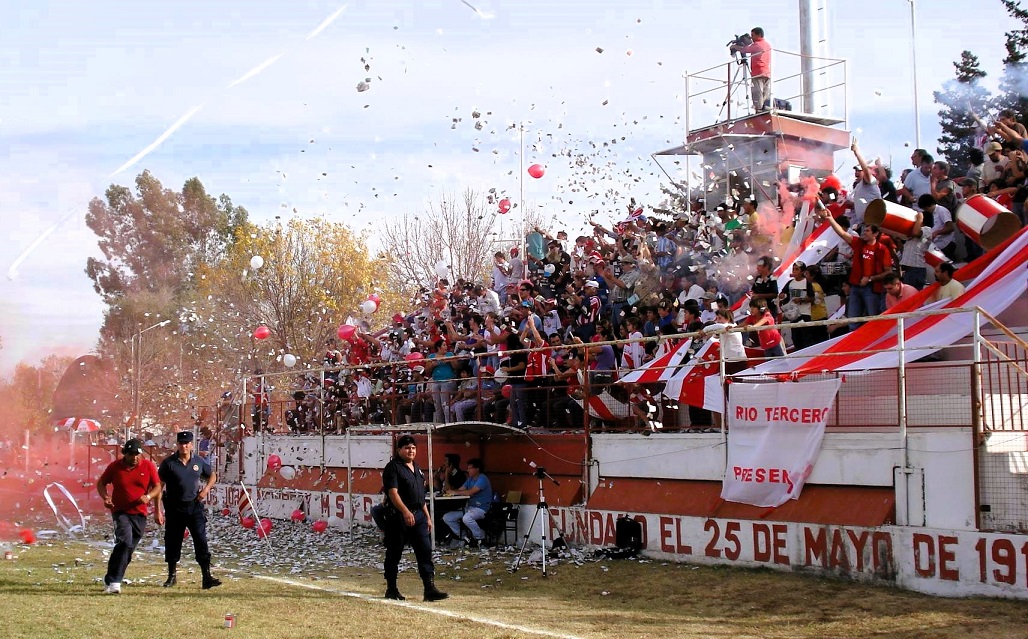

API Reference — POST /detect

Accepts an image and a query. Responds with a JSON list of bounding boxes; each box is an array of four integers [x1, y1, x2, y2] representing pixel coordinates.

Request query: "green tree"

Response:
[[996, 0, 1028, 119], [84, 171, 248, 435], [934, 51, 992, 176], [84, 171, 247, 339], [186, 218, 385, 376]]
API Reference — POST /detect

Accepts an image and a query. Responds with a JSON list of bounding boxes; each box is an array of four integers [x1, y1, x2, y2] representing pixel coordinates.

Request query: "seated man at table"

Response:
[[432, 454, 468, 539], [434, 453, 467, 493], [442, 458, 493, 548]]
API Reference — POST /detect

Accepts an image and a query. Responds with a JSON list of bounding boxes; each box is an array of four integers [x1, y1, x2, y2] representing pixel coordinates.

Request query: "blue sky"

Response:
[[0, 0, 1017, 371]]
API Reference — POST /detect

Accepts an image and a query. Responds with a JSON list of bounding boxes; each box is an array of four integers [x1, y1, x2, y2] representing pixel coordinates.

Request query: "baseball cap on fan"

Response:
[[122, 439, 145, 455]]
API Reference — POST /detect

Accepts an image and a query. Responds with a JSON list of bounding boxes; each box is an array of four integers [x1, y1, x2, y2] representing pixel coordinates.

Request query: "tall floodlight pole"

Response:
[[131, 319, 171, 441], [520, 123, 526, 256], [908, 0, 922, 149]]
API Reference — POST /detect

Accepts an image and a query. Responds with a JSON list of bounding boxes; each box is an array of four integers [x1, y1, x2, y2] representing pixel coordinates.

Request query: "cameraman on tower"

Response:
[[730, 27, 772, 112]]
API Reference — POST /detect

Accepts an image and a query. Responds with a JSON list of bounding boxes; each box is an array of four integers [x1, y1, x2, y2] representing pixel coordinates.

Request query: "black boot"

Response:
[[163, 564, 177, 588], [199, 559, 222, 590], [384, 578, 405, 600], [422, 576, 448, 602]]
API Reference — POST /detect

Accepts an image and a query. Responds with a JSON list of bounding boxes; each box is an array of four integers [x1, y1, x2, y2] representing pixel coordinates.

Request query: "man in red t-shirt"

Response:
[[731, 27, 773, 111], [96, 438, 162, 594], [820, 209, 893, 330]]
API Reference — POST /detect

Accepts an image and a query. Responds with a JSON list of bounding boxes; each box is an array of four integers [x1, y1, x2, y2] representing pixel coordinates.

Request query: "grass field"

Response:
[[3, 534, 1027, 639]]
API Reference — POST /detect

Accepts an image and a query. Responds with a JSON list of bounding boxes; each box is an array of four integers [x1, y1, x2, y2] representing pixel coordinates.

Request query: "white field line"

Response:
[[255, 575, 584, 639]]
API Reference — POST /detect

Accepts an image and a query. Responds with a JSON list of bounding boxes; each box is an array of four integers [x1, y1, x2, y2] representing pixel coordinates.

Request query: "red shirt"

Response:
[[98, 457, 160, 515], [349, 338, 371, 365], [525, 345, 552, 383], [847, 237, 892, 293], [740, 38, 772, 77]]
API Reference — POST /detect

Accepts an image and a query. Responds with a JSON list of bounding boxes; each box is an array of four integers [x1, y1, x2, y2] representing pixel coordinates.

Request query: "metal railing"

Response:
[[195, 305, 1025, 531], [683, 47, 848, 134]]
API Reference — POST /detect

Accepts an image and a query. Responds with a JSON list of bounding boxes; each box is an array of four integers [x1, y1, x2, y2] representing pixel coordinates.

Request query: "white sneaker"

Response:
[[104, 582, 121, 594]]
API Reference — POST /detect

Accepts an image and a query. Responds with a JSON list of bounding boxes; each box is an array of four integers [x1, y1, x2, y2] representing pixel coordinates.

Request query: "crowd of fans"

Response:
[[228, 121, 1025, 436]]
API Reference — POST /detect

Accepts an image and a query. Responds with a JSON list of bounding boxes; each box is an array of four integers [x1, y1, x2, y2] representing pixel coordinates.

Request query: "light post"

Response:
[[908, 0, 922, 149], [129, 319, 171, 441]]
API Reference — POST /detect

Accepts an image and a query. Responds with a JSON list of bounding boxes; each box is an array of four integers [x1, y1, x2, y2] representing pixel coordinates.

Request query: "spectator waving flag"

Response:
[[730, 221, 845, 319]]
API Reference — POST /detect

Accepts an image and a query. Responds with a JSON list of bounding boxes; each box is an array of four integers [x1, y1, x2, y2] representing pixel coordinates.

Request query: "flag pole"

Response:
[[239, 481, 274, 551]]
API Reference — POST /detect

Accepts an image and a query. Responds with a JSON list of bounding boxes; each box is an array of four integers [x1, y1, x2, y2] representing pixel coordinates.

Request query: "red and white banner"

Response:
[[666, 341, 765, 411], [619, 338, 691, 384], [721, 378, 842, 507], [663, 340, 720, 408], [755, 226, 1028, 377], [579, 391, 629, 421]]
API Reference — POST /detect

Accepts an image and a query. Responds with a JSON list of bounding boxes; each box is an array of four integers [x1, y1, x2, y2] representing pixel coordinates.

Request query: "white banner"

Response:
[[721, 379, 842, 507]]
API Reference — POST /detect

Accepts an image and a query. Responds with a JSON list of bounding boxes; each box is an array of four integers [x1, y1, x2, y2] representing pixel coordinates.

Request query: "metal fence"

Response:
[[976, 334, 1028, 532]]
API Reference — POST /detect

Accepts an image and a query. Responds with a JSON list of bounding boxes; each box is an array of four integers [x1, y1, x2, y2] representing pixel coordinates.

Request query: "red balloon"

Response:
[[290, 509, 305, 522], [18, 529, 36, 545], [499, 198, 512, 214], [501, 384, 513, 398], [312, 520, 329, 533], [405, 351, 425, 368], [528, 164, 545, 179], [222, 508, 231, 517], [253, 325, 271, 340], [267, 454, 283, 471], [337, 324, 357, 342], [241, 516, 256, 529], [257, 518, 273, 538], [368, 293, 381, 304], [183, 529, 190, 540]]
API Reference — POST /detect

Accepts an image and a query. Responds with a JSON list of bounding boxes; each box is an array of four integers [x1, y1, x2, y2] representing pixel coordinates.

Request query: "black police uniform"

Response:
[[157, 432, 220, 588], [381, 455, 446, 601]]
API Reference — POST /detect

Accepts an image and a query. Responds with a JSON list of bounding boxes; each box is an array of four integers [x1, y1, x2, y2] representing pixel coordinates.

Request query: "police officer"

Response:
[[382, 435, 448, 602], [157, 431, 221, 589]]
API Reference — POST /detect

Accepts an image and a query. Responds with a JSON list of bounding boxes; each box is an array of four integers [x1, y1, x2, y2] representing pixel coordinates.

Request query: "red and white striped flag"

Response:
[[238, 488, 256, 521], [619, 338, 691, 384], [664, 340, 721, 409], [578, 392, 629, 421]]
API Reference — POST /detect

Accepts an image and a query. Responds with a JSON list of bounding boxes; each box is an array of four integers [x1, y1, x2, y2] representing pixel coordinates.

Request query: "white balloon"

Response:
[[360, 300, 378, 314], [283, 354, 297, 368], [250, 255, 265, 270], [279, 465, 296, 480], [544, 264, 556, 277], [434, 260, 449, 279]]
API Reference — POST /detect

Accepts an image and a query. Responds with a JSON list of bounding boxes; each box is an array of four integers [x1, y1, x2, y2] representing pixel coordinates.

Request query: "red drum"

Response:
[[956, 195, 1023, 250], [863, 199, 919, 238]]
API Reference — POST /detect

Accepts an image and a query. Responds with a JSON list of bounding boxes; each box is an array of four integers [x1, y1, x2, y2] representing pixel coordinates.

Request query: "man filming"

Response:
[[730, 27, 772, 112]]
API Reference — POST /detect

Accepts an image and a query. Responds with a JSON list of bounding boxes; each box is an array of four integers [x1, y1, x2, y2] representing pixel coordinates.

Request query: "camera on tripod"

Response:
[[533, 467, 547, 479], [727, 33, 753, 62]]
